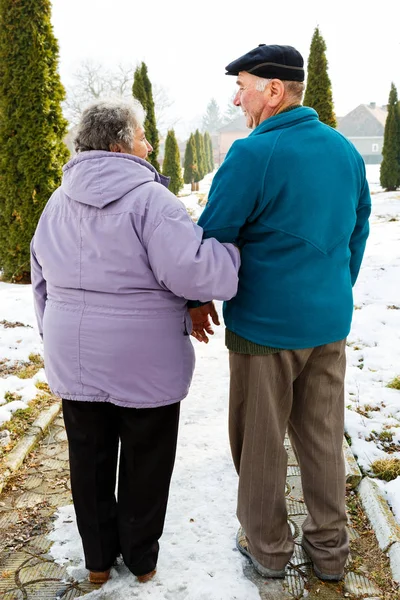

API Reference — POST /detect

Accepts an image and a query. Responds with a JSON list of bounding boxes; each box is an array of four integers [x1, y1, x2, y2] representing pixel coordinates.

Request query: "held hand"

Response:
[[188, 302, 220, 344]]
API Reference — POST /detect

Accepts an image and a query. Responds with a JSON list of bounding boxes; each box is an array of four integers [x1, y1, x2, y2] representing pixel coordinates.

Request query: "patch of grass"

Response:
[[365, 404, 380, 412], [0, 320, 32, 329], [366, 429, 400, 453], [15, 354, 44, 379], [35, 381, 50, 393], [387, 376, 400, 390], [28, 353, 43, 365], [3, 391, 23, 403], [0, 393, 55, 465], [371, 457, 400, 482]]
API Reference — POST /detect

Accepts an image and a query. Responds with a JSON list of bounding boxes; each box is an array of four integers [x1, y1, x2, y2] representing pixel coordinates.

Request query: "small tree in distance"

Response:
[[380, 83, 400, 191], [183, 134, 198, 192], [162, 129, 184, 196]]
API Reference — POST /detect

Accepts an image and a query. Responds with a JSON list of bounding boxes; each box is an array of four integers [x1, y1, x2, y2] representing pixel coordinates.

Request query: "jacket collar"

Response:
[[64, 151, 170, 189], [250, 106, 319, 136]]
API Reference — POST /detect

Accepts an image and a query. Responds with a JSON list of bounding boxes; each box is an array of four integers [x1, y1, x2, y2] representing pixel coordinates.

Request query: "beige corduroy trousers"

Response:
[[229, 340, 349, 576]]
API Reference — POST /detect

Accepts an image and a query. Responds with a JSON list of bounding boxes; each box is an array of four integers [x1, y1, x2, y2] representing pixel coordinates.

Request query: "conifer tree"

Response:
[[132, 65, 146, 108], [162, 129, 183, 195], [304, 27, 336, 128], [203, 132, 210, 173], [132, 62, 160, 171], [202, 98, 223, 134], [194, 129, 206, 182], [208, 134, 215, 172], [183, 134, 198, 192], [204, 131, 214, 173], [380, 83, 400, 191], [0, 0, 69, 282]]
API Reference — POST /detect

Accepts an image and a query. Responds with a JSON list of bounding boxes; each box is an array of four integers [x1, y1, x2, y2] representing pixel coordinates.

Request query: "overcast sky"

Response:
[[51, 0, 399, 135]]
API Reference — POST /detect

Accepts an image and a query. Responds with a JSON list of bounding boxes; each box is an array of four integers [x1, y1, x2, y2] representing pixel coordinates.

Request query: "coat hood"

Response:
[[61, 151, 170, 208]]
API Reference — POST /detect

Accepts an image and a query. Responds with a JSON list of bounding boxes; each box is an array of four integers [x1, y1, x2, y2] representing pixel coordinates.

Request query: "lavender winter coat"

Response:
[[30, 151, 240, 408]]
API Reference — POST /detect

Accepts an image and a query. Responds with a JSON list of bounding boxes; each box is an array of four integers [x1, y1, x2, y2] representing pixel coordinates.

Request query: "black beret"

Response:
[[225, 44, 304, 82]]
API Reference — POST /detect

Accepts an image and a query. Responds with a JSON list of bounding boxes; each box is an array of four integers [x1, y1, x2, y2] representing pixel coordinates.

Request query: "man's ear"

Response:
[[110, 143, 123, 152], [268, 79, 285, 106]]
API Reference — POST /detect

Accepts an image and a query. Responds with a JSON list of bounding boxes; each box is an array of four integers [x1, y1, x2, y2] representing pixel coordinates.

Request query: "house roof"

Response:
[[337, 103, 387, 137], [218, 103, 388, 138], [218, 115, 248, 133]]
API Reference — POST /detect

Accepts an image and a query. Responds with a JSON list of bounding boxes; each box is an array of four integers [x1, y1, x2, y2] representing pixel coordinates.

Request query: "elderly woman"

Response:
[[30, 98, 239, 585]]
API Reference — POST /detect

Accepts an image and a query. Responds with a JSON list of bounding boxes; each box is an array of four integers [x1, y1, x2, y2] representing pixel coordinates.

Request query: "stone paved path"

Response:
[[0, 413, 388, 599]]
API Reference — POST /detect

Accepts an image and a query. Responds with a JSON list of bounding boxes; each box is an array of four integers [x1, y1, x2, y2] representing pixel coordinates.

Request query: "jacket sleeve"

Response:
[[30, 238, 47, 338], [198, 139, 262, 242], [146, 207, 240, 302], [349, 175, 371, 286]]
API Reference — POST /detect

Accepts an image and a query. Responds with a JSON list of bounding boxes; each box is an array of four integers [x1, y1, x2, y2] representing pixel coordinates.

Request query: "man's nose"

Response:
[[146, 141, 153, 153], [233, 91, 241, 106]]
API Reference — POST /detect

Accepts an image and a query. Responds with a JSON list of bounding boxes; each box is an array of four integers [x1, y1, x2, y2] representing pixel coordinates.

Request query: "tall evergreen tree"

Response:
[[132, 65, 146, 107], [204, 131, 215, 173], [380, 83, 400, 191], [183, 134, 198, 192], [202, 98, 223, 134], [141, 63, 160, 171], [162, 129, 183, 195], [203, 132, 210, 173], [0, 0, 69, 282], [304, 27, 336, 128], [194, 129, 206, 182], [132, 63, 160, 171]]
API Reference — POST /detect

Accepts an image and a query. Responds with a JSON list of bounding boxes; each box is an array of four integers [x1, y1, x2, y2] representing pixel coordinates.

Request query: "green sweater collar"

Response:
[[250, 106, 319, 136]]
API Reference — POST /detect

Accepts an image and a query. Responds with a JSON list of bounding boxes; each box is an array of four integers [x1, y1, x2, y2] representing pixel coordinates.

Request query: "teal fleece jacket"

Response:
[[197, 107, 371, 349]]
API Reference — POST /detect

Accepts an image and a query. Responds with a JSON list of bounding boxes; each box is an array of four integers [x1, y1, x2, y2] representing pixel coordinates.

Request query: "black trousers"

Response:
[[62, 399, 180, 576]]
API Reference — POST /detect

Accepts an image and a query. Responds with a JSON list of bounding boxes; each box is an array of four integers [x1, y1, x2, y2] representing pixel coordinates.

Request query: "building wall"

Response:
[[218, 130, 249, 164], [347, 136, 384, 164]]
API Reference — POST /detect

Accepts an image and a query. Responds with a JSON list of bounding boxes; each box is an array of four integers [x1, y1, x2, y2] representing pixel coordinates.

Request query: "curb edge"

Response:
[[0, 401, 61, 495]]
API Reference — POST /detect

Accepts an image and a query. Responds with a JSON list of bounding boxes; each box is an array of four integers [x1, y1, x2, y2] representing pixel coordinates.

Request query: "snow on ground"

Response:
[[345, 164, 400, 517], [179, 171, 215, 221], [0, 282, 46, 425], [49, 321, 260, 600]]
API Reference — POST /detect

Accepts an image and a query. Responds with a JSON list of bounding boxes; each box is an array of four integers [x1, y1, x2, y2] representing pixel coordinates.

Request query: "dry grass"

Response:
[[15, 353, 44, 379], [371, 457, 400, 482], [387, 376, 400, 390]]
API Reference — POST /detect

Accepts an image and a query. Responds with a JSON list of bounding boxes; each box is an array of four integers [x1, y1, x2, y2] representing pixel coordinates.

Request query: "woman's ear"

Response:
[[110, 143, 123, 153]]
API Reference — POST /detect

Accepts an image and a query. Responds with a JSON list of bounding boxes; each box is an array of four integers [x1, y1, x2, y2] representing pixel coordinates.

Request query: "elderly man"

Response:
[[189, 44, 370, 581]]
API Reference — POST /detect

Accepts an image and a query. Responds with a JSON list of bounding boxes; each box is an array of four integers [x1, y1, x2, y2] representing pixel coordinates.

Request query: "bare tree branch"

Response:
[[64, 61, 176, 133]]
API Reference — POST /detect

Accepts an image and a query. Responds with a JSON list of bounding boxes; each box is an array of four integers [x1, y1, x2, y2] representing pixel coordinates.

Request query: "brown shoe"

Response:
[[89, 569, 111, 584], [137, 569, 156, 583]]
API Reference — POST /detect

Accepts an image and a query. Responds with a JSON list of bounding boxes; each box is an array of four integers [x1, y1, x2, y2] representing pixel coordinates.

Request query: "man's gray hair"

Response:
[[74, 98, 146, 153], [255, 76, 305, 102]]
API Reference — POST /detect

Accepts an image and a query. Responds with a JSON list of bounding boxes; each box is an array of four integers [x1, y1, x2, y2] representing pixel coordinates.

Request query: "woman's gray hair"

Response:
[[74, 97, 146, 153]]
